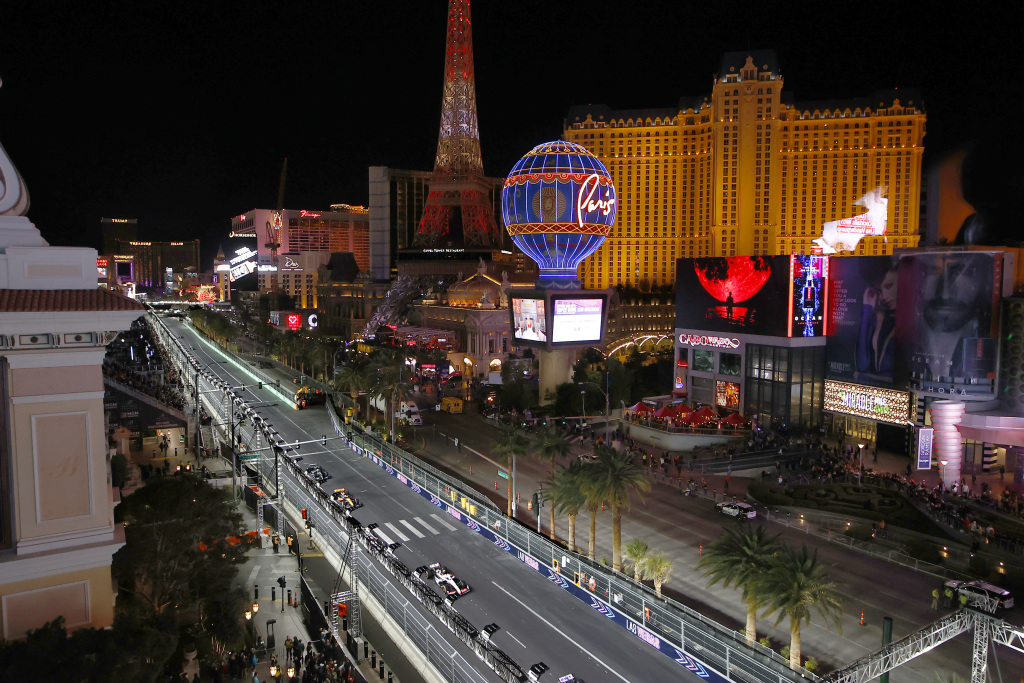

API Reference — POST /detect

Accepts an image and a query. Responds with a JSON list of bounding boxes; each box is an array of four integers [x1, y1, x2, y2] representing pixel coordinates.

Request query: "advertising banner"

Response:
[[675, 256, 792, 336], [511, 297, 547, 343], [823, 379, 910, 426], [894, 252, 1000, 398], [917, 427, 934, 470], [826, 256, 898, 387]]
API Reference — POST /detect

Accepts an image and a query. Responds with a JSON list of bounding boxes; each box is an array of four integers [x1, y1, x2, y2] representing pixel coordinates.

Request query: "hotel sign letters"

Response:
[[678, 333, 741, 349]]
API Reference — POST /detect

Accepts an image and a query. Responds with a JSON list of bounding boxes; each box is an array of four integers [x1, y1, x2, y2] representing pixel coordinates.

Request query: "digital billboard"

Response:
[[894, 251, 1001, 397], [551, 296, 605, 344], [716, 380, 740, 410], [510, 296, 548, 344], [823, 379, 910, 426], [789, 255, 829, 337], [826, 256, 898, 387], [675, 256, 793, 336]]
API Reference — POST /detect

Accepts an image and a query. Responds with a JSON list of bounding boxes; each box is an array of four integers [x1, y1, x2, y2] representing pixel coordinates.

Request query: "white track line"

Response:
[[413, 516, 440, 535], [431, 513, 457, 531], [491, 581, 633, 683], [399, 519, 426, 538], [384, 522, 409, 542], [373, 527, 395, 546]]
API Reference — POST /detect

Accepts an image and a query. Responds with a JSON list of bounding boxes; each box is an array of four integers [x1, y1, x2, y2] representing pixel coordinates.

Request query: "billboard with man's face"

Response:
[[894, 252, 1001, 397]]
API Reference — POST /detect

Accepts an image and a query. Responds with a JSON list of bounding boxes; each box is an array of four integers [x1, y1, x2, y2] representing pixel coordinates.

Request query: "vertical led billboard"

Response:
[[826, 256, 899, 387], [789, 255, 829, 337], [894, 251, 1001, 397], [510, 295, 548, 344]]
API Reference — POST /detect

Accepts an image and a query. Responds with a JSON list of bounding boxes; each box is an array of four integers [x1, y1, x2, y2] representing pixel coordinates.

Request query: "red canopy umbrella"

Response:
[[652, 405, 679, 418], [673, 402, 694, 415], [628, 401, 654, 414], [721, 411, 749, 426], [685, 406, 718, 424]]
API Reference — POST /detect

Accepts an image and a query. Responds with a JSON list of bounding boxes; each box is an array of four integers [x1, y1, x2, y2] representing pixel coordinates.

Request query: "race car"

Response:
[[332, 487, 362, 511], [416, 562, 471, 598], [305, 464, 331, 483]]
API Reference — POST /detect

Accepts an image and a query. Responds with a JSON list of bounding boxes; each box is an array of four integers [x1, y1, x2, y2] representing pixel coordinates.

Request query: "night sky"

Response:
[[1, 0, 1012, 267]]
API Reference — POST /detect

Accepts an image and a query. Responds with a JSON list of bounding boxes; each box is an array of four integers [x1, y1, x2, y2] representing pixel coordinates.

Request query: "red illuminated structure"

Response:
[[286, 313, 302, 331], [413, 0, 501, 248]]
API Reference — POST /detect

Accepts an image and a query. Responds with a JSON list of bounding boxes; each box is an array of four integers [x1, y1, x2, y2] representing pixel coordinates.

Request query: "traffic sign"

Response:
[[240, 454, 261, 461], [497, 470, 509, 480]]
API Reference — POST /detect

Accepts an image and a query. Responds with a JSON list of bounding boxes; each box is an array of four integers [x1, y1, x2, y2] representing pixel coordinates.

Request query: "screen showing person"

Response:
[[895, 252, 997, 385], [550, 297, 604, 343], [512, 298, 547, 341]]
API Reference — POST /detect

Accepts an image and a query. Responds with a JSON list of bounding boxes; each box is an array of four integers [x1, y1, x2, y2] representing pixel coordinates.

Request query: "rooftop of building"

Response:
[[718, 50, 780, 77], [0, 288, 146, 313]]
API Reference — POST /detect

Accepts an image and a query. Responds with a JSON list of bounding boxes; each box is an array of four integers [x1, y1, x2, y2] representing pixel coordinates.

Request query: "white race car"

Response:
[[418, 562, 471, 598]]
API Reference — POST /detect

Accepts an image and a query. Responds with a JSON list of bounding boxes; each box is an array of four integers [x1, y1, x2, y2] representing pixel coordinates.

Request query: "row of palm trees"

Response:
[[492, 424, 651, 574], [697, 525, 844, 670], [334, 350, 412, 439]]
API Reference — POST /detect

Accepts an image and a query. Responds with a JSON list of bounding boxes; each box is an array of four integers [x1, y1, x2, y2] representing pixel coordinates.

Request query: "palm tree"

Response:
[[757, 544, 844, 670], [623, 538, 649, 582], [697, 525, 782, 644], [542, 461, 588, 548], [366, 356, 412, 441], [492, 425, 529, 517], [333, 364, 368, 420], [531, 424, 572, 536], [643, 551, 673, 596], [581, 445, 651, 572]]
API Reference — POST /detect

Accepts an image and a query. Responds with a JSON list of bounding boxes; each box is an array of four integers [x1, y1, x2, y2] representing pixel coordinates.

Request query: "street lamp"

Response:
[[244, 609, 252, 638], [252, 601, 259, 615], [857, 443, 865, 485], [287, 666, 296, 679], [940, 459, 948, 487], [580, 389, 587, 428], [579, 373, 611, 444]]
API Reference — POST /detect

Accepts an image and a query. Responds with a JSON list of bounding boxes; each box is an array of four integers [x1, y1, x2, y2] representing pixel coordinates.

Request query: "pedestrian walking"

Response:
[[931, 587, 939, 610]]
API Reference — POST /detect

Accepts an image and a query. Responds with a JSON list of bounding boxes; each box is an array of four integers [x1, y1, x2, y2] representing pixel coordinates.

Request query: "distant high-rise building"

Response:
[[111, 239, 200, 289], [100, 217, 137, 255], [564, 50, 925, 290]]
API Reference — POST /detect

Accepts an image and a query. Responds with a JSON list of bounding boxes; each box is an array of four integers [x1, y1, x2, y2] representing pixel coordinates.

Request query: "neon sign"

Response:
[[678, 334, 741, 349], [823, 380, 909, 425], [299, 210, 321, 218], [286, 314, 302, 331], [576, 173, 616, 229]]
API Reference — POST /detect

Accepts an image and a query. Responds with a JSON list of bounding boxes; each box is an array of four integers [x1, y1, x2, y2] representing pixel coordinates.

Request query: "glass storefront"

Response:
[[744, 344, 824, 430]]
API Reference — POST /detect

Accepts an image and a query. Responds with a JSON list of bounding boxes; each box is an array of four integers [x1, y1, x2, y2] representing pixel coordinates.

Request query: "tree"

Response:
[[581, 445, 651, 572], [334, 363, 368, 420], [113, 476, 247, 622], [697, 525, 782, 644], [364, 350, 412, 440], [542, 461, 588, 550], [492, 425, 529, 517], [530, 424, 572, 537], [644, 551, 673, 596], [757, 544, 844, 669], [623, 538, 649, 582]]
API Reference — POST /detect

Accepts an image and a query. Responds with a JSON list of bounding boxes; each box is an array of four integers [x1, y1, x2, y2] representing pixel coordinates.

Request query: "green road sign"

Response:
[[240, 454, 261, 461], [497, 470, 509, 480]]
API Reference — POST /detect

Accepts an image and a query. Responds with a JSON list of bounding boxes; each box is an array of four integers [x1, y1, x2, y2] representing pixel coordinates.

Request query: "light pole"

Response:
[[580, 389, 587, 428], [857, 443, 865, 485], [940, 459, 948, 488], [579, 375, 611, 444]]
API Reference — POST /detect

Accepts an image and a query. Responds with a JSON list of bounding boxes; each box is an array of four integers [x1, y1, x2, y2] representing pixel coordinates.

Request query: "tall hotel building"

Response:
[[564, 51, 925, 289]]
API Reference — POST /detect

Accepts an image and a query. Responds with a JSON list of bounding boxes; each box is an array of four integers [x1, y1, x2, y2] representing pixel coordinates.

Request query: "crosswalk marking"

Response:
[[373, 527, 396, 546], [413, 517, 439, 535], [384, 522, 409, 542], [431, 513, 457, 531], [399, 519, 426, 538]]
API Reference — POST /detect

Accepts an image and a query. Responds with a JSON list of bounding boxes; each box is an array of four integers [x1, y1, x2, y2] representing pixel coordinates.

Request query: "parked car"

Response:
[[944, 579, 1014, 611], [715, 501, 757, 519]]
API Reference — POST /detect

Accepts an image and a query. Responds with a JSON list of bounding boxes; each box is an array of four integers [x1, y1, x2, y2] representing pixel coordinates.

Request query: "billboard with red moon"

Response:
[[676, 256, 792, 336]]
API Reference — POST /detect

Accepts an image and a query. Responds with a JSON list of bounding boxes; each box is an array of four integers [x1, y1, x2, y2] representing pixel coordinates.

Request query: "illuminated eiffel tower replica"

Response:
[[401, 0, 510, 275], [363, 0, 524, 335]]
